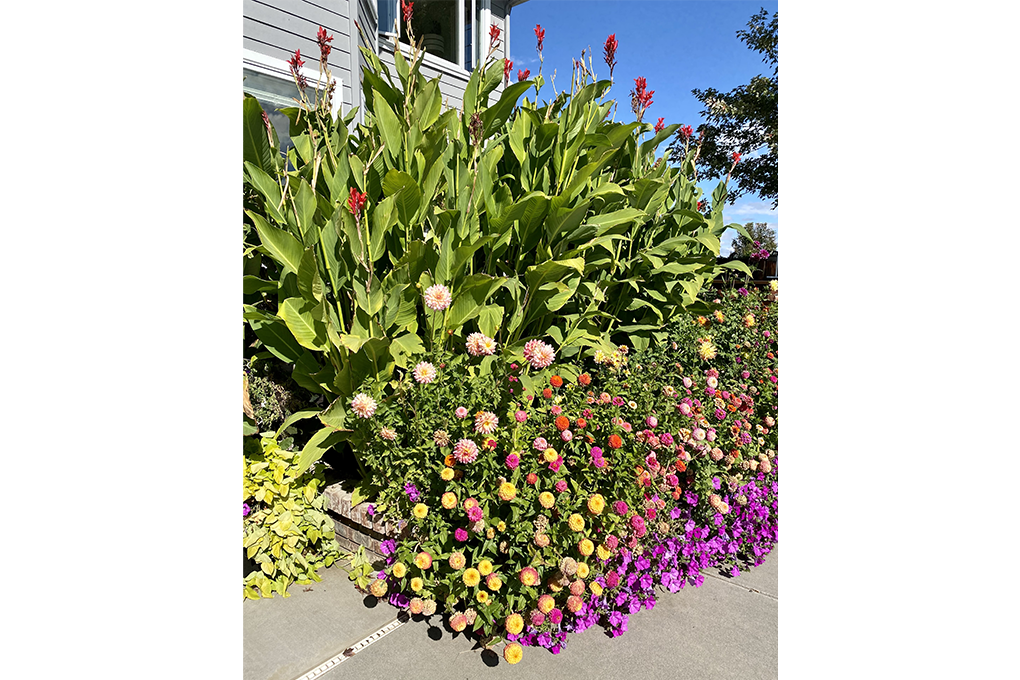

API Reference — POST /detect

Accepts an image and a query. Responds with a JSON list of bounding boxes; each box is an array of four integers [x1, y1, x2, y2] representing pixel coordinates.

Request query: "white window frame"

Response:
[[242, 48, 343, 120], [379, 0, 484, 74]]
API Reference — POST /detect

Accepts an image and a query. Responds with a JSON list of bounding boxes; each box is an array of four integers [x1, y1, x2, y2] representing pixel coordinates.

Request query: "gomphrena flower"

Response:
[[503, 642, 524, 665], [413, 361, 437, 384], [423, 284, 452, 311], [350, 393, 377, 419], [522, 339, 556, 369], [474, 411, 499, 435], [453, 439, 479, 464]]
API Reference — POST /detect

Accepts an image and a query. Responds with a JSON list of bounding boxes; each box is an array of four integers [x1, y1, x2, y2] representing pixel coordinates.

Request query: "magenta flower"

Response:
[[555, 480, 567, 493], [455, 528, 468, 542], [645, 415, 658, 428], [243, 502, 251, 517], [455, 406, 468, 419], [514, 410, 528, 423], [614, 501, 629, 516], [533, 437, 549, 451], [506, 453, 520, 469]]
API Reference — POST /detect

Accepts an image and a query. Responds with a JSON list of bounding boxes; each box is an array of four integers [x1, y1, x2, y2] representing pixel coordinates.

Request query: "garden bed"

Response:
[[322, 484, 403, 563]]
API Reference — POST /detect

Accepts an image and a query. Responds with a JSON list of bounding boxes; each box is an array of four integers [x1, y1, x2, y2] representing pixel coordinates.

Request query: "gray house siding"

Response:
[[243, 0, 356, 110]]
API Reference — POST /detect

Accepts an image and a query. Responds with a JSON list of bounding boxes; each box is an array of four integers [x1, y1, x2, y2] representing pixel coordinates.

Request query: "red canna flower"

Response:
[[698, 200, 705, 212], [603, 34, 618, 80], [489, 23, 501, 49], [534, 24, 545, 53], [517, 68, 531, 82], [732, 151, 742, 163], [347, 186, 368, 221], [631, 77, 654, 121], [288, 49, 308, 90], [316, 26, 333, 64], [679, 124, 693, 140], [503, 58, 513, 84], [654, 117, 665, 133], [401, 0, 414, 23]]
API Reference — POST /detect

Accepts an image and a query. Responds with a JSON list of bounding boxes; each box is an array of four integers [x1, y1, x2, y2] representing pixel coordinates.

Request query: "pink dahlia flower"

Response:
[[453, 439, 479, 464], [522, 339, 556, 369], [413, 361, 437, 384], [533, 437, 548, 451], [474, 411, 499, 434], [455, 406, 469, 419], [423, 284, 452, 311], [350, 393, 377, 419]]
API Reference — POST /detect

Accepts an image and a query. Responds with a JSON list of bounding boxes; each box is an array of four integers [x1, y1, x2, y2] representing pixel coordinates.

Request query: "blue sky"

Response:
[[507, 0, 778, 255]]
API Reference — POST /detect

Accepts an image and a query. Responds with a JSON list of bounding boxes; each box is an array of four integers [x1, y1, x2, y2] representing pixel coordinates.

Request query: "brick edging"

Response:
[[323, 484, 402, 563]]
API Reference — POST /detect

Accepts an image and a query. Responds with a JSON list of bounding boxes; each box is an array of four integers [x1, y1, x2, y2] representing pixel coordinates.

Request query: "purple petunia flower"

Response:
[[243, 503, 251, 517], [366, 504, 375, 517], [379, 539, 396, 555]]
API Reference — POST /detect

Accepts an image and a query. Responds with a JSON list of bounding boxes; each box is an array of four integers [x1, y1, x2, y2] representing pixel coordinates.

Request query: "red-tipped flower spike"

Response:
[[631, 77, 654, 121], [504, 58, 513, 84], [679, 124, 693, 140], [288, 49, 308, 90], [316, 26, 334, 64], [604, 34, 618, 79], [654, 117, 665, 133], [347, 187, 368, 221], [517, 68, 531, 82], [489, 24, 501, 49], [401, 0, 414, 23], [534, 24, 545, 53], [732, 152, 742, 163]]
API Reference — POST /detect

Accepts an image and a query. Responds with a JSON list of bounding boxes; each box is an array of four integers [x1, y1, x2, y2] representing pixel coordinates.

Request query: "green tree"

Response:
[[729, 222, 776, 258], [670, 8, 777, 207]]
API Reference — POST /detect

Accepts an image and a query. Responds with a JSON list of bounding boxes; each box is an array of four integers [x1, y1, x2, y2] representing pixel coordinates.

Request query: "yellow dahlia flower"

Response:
[[441, 492, 458, 509], [587, 494, 605, 515], [478, 560, 494, 576], [568, 513, 585, 532], [503, 642, 524, 665], [539, 492, 555, 509], [505, 613, 524, 635], [698, 341, 717, 360]]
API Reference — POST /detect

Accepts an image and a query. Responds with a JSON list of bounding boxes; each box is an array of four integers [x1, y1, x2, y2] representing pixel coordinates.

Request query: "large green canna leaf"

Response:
[[480, 80, 533, 135], [249, 211, 304, 272], [279, 297, 328, 351], [296, 248, 324, 302], [382, 170, 422, 228], [243, 95, 278, 175], [291, 179, 318, 245], [294, 426, 351, 475], [245, 307, 319, 373], [244, 162, 286, 224], [374, 96, 403, 163], [390, 332, 426, 369]]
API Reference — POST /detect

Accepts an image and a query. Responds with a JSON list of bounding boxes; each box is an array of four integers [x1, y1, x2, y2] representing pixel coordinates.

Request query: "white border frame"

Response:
[[242, 48, 343, 120]]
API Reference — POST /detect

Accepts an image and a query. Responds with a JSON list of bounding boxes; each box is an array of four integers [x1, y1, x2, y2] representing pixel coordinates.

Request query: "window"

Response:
[[379, 0, 496, 72], [242, 49, 341, 152]]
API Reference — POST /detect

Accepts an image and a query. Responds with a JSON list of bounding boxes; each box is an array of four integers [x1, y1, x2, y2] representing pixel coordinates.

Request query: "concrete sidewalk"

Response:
[[244, 546, 778, 680]]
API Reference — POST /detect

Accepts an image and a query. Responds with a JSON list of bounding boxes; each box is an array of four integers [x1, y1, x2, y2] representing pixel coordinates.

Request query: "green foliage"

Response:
[[243, 32, 748, 476], [243, 433, 341, 599], [729, 222, 777, 259], [671, 9, 778, 207]]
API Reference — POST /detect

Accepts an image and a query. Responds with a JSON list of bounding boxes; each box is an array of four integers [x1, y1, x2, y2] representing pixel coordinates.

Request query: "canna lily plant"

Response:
[[242, 25, 753, 475]]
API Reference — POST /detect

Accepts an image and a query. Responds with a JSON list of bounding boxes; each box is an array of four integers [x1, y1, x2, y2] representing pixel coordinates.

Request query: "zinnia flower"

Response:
[[596, 543, 611, 561], [505, 452, 520, 469], [423, 284, 452, 311], [568, 513, 585, 532], [560, 429, 573, 442], [434, 429, 450, 447], [414, 552, 432, 570], [613, 501, 629, 516], [504, 642, 524, 665], [498, 482, 517, 501], [522, 339, 556, 369], [577, 562, 590, 579], [380, 427, 397, 441], [449, 552, 467, 570], [450, 613, 468, 632], [533, 437, 549, 451], [537, 594, 555, 613], [463, 568, 481, 587], [453, 439, 479, 464], [514, 410, 528, 423], [440, 467, 455, 481], [455, 406, 468, 419], [441, 492, 458, 509], [587, 494, 605, 515], [519, 566, 540, 586], [550, 375, 564, 388], [413, 361, 437, 384], [534, 532, 550, 548], [578, 373, 591, 386], [505, 613, 524, 635], [608, 434, 623, 449], [454, 527, 468, 542], [350, 393, 377, 419], [578, 538, 594, 556], [566, 595, 584, 613], [413, 503, 428, 519], [369, 579, 388, 598], [474, 411, 499, 434], [539, 491, 555, 508], [409, 597, 425, 614]]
